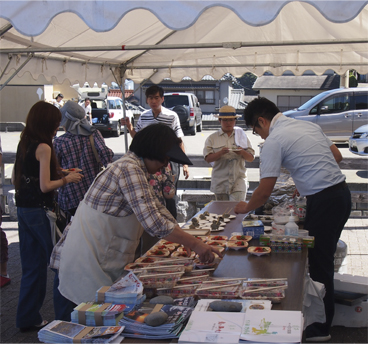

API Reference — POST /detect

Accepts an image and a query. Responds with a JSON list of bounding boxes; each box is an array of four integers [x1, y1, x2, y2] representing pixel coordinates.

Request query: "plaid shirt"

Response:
[[53, 131, 114, 210], [50, 151, 176, 270]]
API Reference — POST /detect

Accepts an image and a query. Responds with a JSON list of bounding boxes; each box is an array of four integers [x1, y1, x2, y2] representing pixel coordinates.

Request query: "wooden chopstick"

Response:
[[197, 282, 241, 291], [241, 285, 288, 294]]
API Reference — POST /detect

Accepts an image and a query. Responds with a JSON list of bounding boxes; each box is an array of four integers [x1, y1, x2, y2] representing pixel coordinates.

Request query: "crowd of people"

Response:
[[1, 86, 351, 343]]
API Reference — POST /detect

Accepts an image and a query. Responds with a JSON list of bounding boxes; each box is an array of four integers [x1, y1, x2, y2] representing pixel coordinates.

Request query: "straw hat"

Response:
[[214, 105, 242, 118]]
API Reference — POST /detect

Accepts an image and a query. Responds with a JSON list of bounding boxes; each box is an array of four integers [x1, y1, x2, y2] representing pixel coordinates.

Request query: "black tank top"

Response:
[[15, 142, 54, 208]]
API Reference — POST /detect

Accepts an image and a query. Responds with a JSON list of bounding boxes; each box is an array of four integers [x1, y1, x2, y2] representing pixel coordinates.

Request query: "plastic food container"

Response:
[[177, 274, 210, 285], [183, 268, 214, 277], [138, 271, 184, 288], [240, 285, 286, 303], [196, 283, 241, 299], [156, 284, 200, 298], [271, 221, 285, 235], [140, 265, 185, 275]]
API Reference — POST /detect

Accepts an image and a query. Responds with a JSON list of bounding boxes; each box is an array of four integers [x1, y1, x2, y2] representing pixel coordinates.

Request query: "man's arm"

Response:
[[234, 177, 277, 214], [330, 144, 343, 164], [121, 117, 137, 138], [179, 141, 189, 179]]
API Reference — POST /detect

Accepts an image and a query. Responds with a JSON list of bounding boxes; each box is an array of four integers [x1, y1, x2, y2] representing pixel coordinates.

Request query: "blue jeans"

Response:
[[16, 207, 54, 328]]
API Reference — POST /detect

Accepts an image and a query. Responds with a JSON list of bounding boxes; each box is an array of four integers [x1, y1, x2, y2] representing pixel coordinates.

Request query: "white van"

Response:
[[77, 87, 134, 137], [283, 88, 368, 142]]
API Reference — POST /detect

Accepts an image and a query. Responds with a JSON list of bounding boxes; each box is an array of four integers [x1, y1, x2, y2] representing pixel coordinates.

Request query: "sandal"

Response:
[[20, 320, 49, 333]]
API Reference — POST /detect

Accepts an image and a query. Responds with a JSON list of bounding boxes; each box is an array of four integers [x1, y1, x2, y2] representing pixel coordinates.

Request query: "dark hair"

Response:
[[85, 97, 90, 101], [56, 93, 64, 99], [14, 101, 62, 189], [145, 85, 164, 98], [130, 124, 181, 163], [243, 97, 280, 127]]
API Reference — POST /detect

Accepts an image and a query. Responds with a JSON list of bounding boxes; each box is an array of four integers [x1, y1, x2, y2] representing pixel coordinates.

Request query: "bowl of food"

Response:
[[247, 246, 271, 256]]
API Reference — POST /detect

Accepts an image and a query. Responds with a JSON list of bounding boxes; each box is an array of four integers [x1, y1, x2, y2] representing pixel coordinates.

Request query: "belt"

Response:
[[306, 181, 347, 199]]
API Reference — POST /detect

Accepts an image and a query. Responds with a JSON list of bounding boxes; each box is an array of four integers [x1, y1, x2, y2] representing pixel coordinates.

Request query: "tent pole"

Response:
[[0, 53, 33, 91], [0, 54, 12, 81], [110, 66, 128, 153]]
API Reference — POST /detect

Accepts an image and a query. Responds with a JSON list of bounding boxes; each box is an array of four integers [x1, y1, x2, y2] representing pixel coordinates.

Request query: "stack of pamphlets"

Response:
[[95, 272, 145, 306], [38, 320, 124, 343], [119, 303, 194, 340], [71, 302, 128, 326]]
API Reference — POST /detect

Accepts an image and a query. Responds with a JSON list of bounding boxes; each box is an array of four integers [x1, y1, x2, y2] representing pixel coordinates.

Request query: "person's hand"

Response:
[[121, 117, 133, 131], [187, 240, 223, 263], [234, 201, 248, 214], [220, 147, 230, 155], [293, 188, 300, 198], [183, 165, 189, 179], [65, 171, 83, 184]]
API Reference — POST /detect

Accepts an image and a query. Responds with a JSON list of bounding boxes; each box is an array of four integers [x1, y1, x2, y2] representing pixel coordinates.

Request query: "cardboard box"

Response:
[[242, 220, 264, 239], [259, 234, 315, 249], [332, 300, 368, 327]]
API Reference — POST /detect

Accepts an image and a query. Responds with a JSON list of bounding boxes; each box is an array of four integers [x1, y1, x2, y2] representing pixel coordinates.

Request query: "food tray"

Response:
[[206, 235, 228, 241], [146, 248, 170, 257], [135, 256, 161, 264], [243, 278, 288, 288], [153, 243, 176, 252], [196, 283, 241, 299], [194, 258, 220, 269], [156, 284, 200, 298], [150, 257, 194, 273], [177, 274, 210, 285], [138, 271, 184, 288], [248, 246, 271, 256], [124, 262, 151, 271], [140, 265, 185, 275], [240, 286, 286, 303], [183, 268, 214, 277], [229, 235, 252, 241], [227, 240, 249, 250], [158, 239, 181, 248], [172, 250, 196, 258], [206, 240, 227, 248]]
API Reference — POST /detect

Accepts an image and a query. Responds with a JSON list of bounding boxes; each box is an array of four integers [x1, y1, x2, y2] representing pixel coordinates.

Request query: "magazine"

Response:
[[38, 320, 124, 343]]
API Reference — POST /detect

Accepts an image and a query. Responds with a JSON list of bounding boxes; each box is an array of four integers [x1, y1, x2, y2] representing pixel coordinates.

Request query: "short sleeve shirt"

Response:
[[260, 115, 345, 196], [135, 107, 184, 138], [203, 129, 255, 194]]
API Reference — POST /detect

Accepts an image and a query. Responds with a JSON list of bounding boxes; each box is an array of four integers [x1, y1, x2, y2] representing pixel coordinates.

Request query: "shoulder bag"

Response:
[[89, 134, 105, 172]]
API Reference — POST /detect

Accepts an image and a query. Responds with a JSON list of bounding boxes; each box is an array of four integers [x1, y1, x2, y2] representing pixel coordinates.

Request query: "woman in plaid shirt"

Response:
[[51, 124, 222, 320]]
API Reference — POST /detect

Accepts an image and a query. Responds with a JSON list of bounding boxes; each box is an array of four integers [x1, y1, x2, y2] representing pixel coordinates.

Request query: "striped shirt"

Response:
[[135, 107, 184, 138], [53, 130, 114, 211]]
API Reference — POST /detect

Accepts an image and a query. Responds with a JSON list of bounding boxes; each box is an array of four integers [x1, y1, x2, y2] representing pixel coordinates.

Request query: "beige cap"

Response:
[[214, 105, 242, 118]]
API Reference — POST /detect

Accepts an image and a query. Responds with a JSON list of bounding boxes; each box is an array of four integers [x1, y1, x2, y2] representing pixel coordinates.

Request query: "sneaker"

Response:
[[0, 275, 11, 288], [306, 334, 331, 342]]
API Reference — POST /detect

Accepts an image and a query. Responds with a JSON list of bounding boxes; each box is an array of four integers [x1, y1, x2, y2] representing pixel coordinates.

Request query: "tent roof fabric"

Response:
[[1, 1, 368, 85]]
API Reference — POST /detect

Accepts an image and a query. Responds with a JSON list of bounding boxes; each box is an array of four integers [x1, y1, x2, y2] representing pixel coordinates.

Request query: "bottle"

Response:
[[284, 210, 299, 236]]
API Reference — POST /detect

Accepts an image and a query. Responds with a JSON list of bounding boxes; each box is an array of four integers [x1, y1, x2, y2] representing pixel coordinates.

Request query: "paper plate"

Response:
[[227, 241, 249, 250], [229, 235, 252, 242], [247, 246, 271, 256]]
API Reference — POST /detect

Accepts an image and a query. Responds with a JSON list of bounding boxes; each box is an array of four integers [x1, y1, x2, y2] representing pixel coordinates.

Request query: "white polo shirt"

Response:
[[260, 114, 345, 196]]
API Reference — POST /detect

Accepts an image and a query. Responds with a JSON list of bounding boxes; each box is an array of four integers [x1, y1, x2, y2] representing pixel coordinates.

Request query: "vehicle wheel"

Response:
[[190, 123, 197, 136], [113, 121, 121, 137], [197, 119, 202, 132]]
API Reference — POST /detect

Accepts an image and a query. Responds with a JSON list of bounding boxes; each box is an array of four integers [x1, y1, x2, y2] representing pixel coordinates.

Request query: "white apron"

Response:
[[58, 201, 144, 304]]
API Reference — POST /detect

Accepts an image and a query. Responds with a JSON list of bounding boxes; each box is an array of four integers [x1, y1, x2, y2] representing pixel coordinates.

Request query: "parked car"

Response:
[[349, 124, 368, 156], [78, 88, 134, 137], [283, 87, 368, 142], [163, 92, 203, 135]]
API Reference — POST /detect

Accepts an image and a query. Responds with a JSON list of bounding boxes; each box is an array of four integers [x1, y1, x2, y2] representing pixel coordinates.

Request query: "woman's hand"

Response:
[[65, 171, 83, 184], [187, 240, 223, 263], [234, 201, 248, 214]]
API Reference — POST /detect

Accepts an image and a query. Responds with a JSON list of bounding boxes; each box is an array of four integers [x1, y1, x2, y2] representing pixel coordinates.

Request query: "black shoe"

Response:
[[19, 320, 48, 333], [305, 323, 331, 342]]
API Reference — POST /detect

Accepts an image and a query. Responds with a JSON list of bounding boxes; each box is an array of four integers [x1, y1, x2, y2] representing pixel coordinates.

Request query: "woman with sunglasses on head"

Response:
[[12, 101, 82, 332]]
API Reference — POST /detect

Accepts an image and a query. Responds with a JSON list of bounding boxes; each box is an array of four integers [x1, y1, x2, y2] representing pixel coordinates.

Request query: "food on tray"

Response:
[[240, 286, 286, 303], [206, 240, 227, 247], [139, 271, 183, 288], [153, 244, 176, 252], [227, 240, 249, 250], [229, 235, 252, 241], [124, 262, 150, 270], [207, 235, 228, 241], [146, 248, 170, 257], [158, 240, 181, 248], [172, 250, 196, 258], [247, 246, 271, 256], [135, 256, 161, 263]]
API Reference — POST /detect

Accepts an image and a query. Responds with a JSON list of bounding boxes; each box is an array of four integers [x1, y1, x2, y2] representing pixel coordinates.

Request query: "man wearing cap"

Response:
[[51, 124, 221, 318], [204, 105, 255, 201]]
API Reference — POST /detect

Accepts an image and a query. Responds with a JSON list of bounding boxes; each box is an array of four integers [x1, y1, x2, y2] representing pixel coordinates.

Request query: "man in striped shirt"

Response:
[[123, 85, 189, 217]]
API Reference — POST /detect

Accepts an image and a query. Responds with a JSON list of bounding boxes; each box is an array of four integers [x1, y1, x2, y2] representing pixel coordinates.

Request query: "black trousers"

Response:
[[305, 184, 351, 334]]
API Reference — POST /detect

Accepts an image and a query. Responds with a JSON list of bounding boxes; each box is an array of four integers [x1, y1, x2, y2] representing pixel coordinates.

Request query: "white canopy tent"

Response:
[[0, 0, 368, 87]]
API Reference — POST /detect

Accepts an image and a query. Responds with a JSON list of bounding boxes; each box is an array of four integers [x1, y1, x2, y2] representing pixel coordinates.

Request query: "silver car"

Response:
[[284, 88, 368, 142], [349, 124, 368, 156]]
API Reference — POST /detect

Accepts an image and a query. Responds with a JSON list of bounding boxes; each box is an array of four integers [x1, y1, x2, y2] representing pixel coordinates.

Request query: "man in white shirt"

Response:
[[80, 98, 92, 125], [203, 105, 254, 201], [235, 97, 351, 343]]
